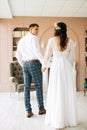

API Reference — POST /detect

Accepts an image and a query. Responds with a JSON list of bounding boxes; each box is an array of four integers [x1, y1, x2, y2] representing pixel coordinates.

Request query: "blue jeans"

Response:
[[22, 61, 45, 112]]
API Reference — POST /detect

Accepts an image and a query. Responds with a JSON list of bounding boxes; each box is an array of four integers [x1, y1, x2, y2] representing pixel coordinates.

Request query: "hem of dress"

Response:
[[45, 122, 77, 129]]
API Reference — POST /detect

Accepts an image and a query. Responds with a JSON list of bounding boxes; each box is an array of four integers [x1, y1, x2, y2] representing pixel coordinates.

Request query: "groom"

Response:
[[16, 23, 46, 118]]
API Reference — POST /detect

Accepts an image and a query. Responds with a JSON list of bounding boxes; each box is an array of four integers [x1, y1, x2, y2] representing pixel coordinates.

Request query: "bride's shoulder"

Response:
[[48, 37, 55, 44], [48, 37, 54, 41], [68, 38, 76, 48]]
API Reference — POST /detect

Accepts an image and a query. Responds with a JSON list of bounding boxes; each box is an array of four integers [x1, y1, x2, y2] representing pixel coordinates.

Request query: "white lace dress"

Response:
[[42, 38, 77, 129]]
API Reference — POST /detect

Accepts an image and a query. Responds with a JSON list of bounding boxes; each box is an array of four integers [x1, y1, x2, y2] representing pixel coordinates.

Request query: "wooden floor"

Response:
[[0, 91, 87, 130]]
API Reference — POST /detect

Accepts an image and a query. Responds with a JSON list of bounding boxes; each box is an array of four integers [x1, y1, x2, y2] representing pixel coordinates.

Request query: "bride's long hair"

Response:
[[54, 22, 68, 50]]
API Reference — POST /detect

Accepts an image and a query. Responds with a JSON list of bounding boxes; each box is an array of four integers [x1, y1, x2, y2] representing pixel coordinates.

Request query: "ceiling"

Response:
[[0, 0, 87, 19]]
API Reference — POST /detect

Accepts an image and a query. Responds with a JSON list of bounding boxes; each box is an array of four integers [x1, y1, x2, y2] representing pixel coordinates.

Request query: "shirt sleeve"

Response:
[[42, 39, 53, 68], [32, 37, 43, 64], [16, 40, 23, 67], [68, 40, 76, 69]]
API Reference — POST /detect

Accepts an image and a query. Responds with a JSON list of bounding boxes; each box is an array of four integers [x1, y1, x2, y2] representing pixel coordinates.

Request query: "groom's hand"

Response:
[[41, 67, 46, 72]]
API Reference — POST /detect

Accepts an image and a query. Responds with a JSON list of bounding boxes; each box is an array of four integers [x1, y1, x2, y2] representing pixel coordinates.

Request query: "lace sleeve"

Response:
[[42, 39, 53, 68], [68, 40, 76, 69]]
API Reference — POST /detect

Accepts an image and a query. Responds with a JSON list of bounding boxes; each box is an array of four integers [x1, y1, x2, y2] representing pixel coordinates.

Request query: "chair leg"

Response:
[[9, 85, 13, 97], [17, 91, 20, 100], [9, 85, 16, 97]]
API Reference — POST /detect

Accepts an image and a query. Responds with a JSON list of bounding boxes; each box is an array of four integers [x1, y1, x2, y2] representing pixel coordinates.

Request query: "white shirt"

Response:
[[16, 32, 43, 67]]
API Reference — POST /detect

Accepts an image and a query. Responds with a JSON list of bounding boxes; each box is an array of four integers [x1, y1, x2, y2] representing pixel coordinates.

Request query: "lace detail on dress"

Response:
[[42, 38, 53, 67], [42, 38, 76, 69], [68, 39, 76, 68]]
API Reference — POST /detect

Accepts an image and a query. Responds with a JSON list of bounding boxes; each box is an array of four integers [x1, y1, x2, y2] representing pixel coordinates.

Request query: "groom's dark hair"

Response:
[[29, 23, 39, 30]]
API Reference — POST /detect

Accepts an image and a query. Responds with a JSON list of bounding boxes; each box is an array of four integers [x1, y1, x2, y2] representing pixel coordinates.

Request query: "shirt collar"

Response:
[[27, 32, 36, 38], [28, 32, 33, 36]]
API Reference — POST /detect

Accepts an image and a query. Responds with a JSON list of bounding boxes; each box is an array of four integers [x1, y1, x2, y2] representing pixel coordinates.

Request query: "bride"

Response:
[[42, 22, 77, 129]]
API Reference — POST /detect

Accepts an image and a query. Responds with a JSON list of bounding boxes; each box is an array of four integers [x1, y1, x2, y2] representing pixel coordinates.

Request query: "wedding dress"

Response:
[[42, 38, 77, 129]]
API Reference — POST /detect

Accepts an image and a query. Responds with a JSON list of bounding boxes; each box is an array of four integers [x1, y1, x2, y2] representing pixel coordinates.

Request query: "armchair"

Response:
[[9, 61, 35, 98]]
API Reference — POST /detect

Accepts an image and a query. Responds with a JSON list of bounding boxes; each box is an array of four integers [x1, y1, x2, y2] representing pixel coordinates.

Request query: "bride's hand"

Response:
[[41, 67, 46, 72]]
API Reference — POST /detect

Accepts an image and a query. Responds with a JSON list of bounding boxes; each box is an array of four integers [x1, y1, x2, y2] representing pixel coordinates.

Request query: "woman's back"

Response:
[[48, 37, 76, 64]]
